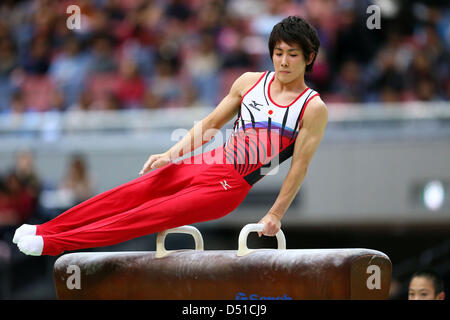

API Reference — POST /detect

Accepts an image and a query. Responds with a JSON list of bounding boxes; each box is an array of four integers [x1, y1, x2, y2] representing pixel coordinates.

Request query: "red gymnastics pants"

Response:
[[36, 152, 252, 256]]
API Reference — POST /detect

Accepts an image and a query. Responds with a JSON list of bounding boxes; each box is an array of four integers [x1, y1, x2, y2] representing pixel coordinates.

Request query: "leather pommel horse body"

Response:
[[53, 224, 392, 300]]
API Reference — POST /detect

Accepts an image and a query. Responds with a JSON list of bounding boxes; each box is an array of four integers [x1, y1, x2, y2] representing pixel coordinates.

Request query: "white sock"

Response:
[[17, 235, 44, 256], [13, 224, 37, 244]]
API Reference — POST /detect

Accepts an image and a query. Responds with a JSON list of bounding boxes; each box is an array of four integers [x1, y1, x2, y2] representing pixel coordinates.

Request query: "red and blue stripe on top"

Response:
[[222, 71, 320, 186]]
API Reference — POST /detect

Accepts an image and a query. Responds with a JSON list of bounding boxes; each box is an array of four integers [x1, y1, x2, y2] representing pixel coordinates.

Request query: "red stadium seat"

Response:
[[86, 72, 120, 101], [21, 75, 56, 112]]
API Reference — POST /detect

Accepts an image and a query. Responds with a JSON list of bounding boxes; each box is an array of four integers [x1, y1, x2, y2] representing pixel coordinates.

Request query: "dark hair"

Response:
[[268, 16, 320, 73], [410, 269, 445, 295]]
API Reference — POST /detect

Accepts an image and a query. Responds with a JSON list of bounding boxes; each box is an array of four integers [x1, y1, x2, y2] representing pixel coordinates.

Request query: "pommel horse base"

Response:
[[53, 224, 392, 300]]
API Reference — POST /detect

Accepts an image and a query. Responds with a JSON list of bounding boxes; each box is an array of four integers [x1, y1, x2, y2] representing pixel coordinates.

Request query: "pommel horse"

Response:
[[53, 224, 392, 299]]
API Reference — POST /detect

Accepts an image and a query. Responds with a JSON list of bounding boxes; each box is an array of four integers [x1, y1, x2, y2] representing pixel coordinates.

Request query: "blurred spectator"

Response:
[[114, 58, 146, 108], [20, 36, 51, 75], [101, 92, 122, 111], [67, 90, 94, 112], [221, 34, 253, 69], [388, 278, 402, 299], [306, 49, 331, 93], [249, 0, 290, 37], [180, 83, 203, 108], [47, 89, 66, 111], [408, 269, 445, 300], [0, 178, 14, 225], [3, 150, 42, 224], [87, 34, 117, 74], [148, 57, 183, 108], [164, 0, 192, 22], [366, 48, 406, 103], [65, 90, 95, 132], [143, 89, 164, 110], [379, 86, 403, 104], [407, 51, 433, 87], [59, 153, 94, 206], [1, 89, 44, 138], [184, 33, 221, 106], [196, 0, 225, 35], [414, 23, 446, 72], [12, 150, 41, 202], [0, 76, 15, 113], [104, 0, 127, 21], [332, 60, 364, 103], [117, 38, 156, 80], [77, 2, 111, 38], [0, 37, 18, 78], [0, 172, 36, 226], [331, 1, 377, 73], [7, 170, 35, 223], [48, 35, 90, 108], [413, 76, 441, 102], [9, 90, 28, 115]]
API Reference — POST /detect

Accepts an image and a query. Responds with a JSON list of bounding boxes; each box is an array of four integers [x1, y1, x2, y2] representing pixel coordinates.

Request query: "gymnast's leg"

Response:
[[13, 161, 202, 244], [18, 172, 251, 256]]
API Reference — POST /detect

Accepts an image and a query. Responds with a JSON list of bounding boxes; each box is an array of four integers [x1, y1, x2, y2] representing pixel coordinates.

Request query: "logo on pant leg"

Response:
[[220, 180, 231, 190]]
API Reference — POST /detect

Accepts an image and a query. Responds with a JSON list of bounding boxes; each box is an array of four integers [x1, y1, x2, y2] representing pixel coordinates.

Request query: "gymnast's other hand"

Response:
[[139, 151, 171, 176], [257, 212, 281, 237]]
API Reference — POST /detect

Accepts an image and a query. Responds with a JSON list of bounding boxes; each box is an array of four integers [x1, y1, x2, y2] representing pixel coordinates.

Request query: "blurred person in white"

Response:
[[249, 0, 299, 36], [37, 153, 95, 219], [408, 269, 445, 300], [48, 35, 90, 108], [59, 153, 94, 207], [184, 33, 220, 106]]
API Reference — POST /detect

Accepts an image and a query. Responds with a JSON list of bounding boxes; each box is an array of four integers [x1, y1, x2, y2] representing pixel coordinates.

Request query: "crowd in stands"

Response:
[[0, 0, 448, 115]]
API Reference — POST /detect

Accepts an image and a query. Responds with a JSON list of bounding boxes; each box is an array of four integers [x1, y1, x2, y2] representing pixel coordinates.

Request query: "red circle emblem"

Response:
[[268, 110, 273, 115]]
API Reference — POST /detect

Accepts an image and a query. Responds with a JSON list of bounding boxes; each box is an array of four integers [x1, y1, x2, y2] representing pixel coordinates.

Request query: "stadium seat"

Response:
[[85, 72, 120, 101], [21, 75, 56, 112]]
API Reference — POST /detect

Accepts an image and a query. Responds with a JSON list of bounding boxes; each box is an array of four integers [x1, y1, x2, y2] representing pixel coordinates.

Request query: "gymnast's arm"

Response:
[[139, 72, 263, 175], [257, 96, 328, 236]]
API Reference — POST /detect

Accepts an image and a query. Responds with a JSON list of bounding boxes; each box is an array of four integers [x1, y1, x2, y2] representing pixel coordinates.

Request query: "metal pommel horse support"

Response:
[[53, 224, 392, 299]]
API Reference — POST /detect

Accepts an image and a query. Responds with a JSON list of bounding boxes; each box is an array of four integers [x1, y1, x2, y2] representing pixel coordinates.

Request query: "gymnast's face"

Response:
[[408, 276, 445, 300], [272, 41, 312, 84]]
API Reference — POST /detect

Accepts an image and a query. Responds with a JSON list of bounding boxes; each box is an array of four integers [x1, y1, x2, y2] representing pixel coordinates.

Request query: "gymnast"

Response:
[[13, 16, 328, 256]]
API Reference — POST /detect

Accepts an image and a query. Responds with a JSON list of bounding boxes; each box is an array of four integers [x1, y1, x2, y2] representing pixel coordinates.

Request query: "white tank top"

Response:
[[222, 71, 320, 186]]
